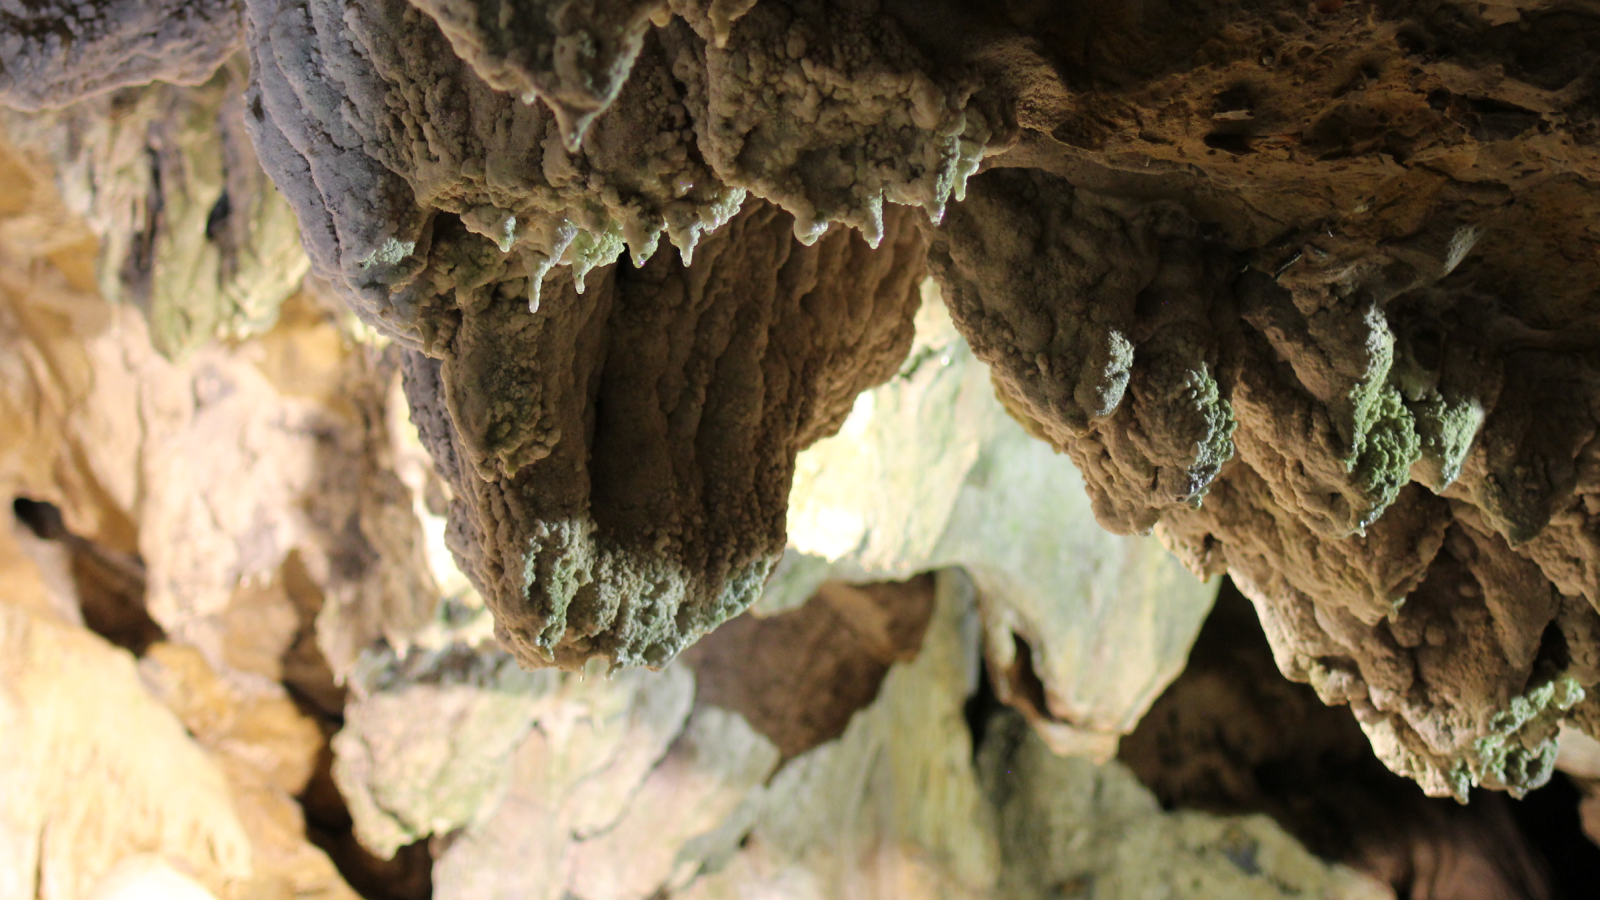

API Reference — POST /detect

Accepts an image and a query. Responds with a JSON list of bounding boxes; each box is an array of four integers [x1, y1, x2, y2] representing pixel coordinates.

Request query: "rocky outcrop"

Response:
[[333, 568, 1391, 900], [1122, 581, 1565, 899], [239, 0, 991, 670], [227, 0, 1600, 797], [11, 0, 1600, 808], [0, 538, 358, 900], [0, 0, 240, 110], [4, 56, 308, 357], [918, 2, 1600, 797]]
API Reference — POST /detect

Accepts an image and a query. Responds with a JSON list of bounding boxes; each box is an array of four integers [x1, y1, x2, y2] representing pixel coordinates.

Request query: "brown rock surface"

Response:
[[919, 1, 1600, 797], [1122, 581, 1563, 899], [10, 0, 1600, 804], [399, 200, 924, 671]]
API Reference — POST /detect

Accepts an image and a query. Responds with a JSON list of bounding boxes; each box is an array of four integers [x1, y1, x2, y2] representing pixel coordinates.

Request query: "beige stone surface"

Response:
[[0, 601, 254, 900], [0, 131, 366, 900], [0, 134, 434, 688], [349, 570, 1393, 900], [780, 294, 1218, 758], [86, 856, 223, 900]]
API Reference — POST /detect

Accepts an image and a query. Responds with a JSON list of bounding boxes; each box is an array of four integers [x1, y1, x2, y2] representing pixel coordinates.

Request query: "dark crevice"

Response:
[[12, 496, 163, 655], [269, 549, 430, 900], [204, 189, 231, 242], [299, 734, 433, 900], [963, 654, 1004, 761], [1507, 773, 1600, 900], [1202, 131, 1254, 154], [684, 574, 936, 764], [1002, 632, 1051, 717], [1121, 578, 1584, 900]]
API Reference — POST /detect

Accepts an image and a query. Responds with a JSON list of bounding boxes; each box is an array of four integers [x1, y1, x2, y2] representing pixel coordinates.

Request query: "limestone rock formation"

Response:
[[399, 199, 923, 670], [0, 132, 425, 900], [1123, 582, 1567, 899], [0, 0, 241, 110], [0, 598, 253, 900], [10, 0, 1600, 815], [0, 541, 359, 900], [332, 568, 1391, 900], [4, 57, 309, 357], [777, 293, 1218, 758], [226, 0, 1600, 797], [917, 3, 1600, 797]]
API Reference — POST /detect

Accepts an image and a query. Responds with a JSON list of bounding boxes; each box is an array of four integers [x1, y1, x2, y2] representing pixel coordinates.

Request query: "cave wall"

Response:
[[8, 0, 1600, 813]]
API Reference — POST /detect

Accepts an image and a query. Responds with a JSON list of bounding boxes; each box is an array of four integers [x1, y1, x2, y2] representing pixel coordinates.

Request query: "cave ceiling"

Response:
[[8, 0, 1600, 801]]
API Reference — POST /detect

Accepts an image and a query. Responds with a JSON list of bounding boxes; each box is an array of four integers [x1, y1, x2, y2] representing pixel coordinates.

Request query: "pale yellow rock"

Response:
[[87, 856, 223, 900], [566, 707, 781, 900], [2, 252, 433, 683], [0, 519, 76, 623], [1557, 723, 1600, 780], [0, 132, 434, 687], [0, 602, 254, 900], [421, 662, 697, 898], [139, 642, 323, 799], [0, 130, 369, 900]]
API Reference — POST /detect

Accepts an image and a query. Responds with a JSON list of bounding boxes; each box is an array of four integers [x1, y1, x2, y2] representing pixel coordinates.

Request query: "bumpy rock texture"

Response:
[[399, 201, 923, 669], [1122, 581, 1568, 900], [923, 1, 1600, 800], [0, 0, 241, 110], [242, 0, 1600, 798], [239, 0, 982, 670], [12, 0, 1600, 805]]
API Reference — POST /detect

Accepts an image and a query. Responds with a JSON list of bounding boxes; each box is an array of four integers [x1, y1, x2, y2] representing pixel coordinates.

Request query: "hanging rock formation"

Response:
[[919, 2, 1600, 799], [9, 0, 1600, 805], [398, 200, 924, 670]]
